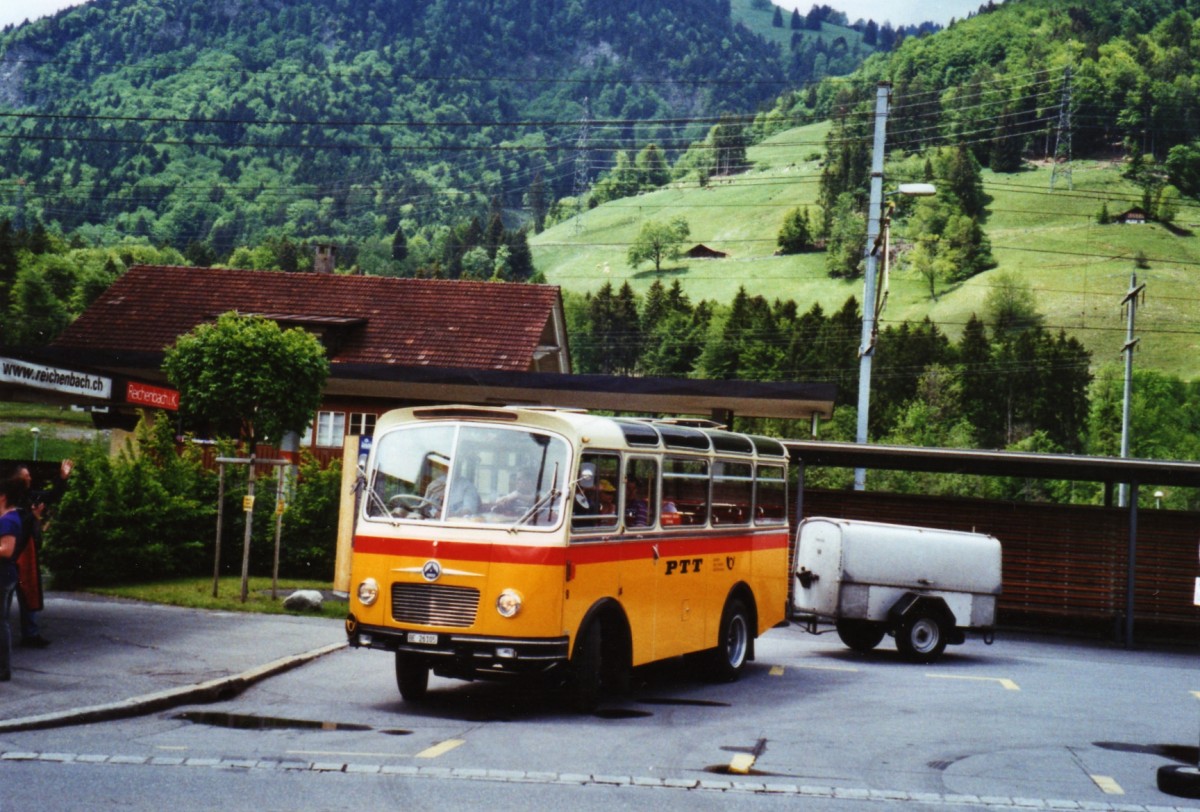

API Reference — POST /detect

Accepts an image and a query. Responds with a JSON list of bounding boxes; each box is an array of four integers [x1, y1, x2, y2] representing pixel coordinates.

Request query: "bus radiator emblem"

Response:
[[422, 560, 442, 582]]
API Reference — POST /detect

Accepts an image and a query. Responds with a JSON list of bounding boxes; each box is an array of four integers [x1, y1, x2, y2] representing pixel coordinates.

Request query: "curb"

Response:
[[0, 641, 347, 734]]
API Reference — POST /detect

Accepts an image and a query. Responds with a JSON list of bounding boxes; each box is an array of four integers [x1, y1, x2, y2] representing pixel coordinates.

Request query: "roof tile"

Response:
[[54, 266, 563, 372]]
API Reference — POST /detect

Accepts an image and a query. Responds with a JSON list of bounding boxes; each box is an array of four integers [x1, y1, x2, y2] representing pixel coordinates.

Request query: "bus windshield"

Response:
[[366, 422, 570, 527]]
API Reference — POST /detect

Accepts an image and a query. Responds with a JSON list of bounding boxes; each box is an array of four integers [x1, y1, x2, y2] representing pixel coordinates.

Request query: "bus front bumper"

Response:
[[346, 614, 570, 680]]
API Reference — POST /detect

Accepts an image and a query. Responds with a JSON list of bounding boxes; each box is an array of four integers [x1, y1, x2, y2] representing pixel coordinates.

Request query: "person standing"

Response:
[[0, 474, 30, 682], [14, 460, 69, 648]]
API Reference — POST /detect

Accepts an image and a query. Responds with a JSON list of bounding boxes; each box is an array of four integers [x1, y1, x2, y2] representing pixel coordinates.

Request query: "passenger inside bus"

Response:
[[597, 480, 617, 515], [423, 471, 481, 518], [625, 477, 650, 527]]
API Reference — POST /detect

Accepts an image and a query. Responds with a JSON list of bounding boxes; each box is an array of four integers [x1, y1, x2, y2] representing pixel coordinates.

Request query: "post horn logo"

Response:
[[422, 560, 442, 582]]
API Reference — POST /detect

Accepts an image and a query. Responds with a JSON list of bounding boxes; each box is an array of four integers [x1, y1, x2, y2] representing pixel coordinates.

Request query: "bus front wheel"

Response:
[[568, 621, 603, 712], [395, 652, 429, 701], [709, 598, 751, 682]]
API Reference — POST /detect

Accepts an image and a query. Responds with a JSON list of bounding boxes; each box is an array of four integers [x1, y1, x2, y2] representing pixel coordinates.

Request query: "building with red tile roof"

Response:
[[54, 265, 569, 375], [20, 264, 834, 453]]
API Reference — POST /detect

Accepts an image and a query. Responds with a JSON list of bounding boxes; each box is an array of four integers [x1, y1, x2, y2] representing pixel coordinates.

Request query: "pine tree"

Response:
[[485, 212, 505, 259], [776, 206, 814, 254], [504, 229, 535, 281], [528, 172, 547, 234], [0, 220, 19, 293], [278, 238, 299, 273], [391, 226, 408, 262], [772, 6, 783, 27]]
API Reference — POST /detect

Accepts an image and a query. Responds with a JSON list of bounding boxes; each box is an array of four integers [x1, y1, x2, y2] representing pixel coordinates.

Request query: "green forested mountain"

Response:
[[0, 0, 860, 258], [8, 0, 1200, 503]]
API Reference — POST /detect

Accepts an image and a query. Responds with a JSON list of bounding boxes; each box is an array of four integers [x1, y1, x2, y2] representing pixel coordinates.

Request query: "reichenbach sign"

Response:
[[0, 356, 112, 399], [126, 380, 180, 411]]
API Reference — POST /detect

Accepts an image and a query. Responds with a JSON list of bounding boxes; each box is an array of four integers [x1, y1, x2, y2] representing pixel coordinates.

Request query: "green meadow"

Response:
[[533, 122, 1200, 381]]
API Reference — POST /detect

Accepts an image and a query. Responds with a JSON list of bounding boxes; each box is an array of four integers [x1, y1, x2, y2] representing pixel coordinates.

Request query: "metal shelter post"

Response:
[[854, 82, 891, 491], [1125, 480, 1139, 647]]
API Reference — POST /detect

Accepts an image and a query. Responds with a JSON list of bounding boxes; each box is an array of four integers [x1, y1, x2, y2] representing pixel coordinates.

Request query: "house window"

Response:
[[315, 411, 346, 447], [349, 412, 377, 436]]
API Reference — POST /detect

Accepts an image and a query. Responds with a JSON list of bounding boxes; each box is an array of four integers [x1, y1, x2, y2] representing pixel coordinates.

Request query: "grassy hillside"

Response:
[[532, 122, 1200, 381], [731, 0, 870, 53]]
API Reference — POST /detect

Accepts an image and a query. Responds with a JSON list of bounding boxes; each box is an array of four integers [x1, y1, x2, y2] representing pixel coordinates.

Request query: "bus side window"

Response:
[[711, 461, 752, 526], [624, 458, 658, 529], [571, 452, 620, 533], [662, 457, 708, 527], [754, 464, 788, 525]]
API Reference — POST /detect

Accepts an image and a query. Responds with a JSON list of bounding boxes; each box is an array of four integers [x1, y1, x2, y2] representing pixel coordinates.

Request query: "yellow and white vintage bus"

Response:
[[344, 404, 792, 709]]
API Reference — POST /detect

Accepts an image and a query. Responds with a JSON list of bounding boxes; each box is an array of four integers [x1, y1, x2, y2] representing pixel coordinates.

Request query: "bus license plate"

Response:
[[407, 633, 438, 645]]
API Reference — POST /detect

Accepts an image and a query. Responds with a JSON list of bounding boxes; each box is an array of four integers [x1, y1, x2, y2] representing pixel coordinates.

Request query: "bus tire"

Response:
[[709, 598, 751, 682], [1158, 765, 1200, 798], [836, 619, 886, 652], [395, 652, 429, 701], [895, 612, 948, 664], [568, 621, 603, 712]]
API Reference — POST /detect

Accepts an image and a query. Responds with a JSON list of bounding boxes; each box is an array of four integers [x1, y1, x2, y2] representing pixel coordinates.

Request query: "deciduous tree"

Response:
[[627, 217, 691, 272], [163, 312, 329, 601]]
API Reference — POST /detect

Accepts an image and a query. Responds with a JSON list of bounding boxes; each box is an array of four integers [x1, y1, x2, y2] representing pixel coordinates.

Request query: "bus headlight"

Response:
[[357, 578, 379, 607], [496, 588, 523, 618]]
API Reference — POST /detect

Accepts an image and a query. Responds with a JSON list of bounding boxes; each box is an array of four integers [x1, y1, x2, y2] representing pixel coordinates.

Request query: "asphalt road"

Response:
[[4, 615, 1200, 811]]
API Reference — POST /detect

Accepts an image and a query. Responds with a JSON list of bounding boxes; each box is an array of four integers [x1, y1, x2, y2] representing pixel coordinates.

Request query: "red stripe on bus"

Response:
[[353, 535, 565, 565], [353, 531, 788, 566]]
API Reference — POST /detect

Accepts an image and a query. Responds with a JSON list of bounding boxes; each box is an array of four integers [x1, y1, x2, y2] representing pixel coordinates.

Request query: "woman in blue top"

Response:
[[0, 475, 29, 682]]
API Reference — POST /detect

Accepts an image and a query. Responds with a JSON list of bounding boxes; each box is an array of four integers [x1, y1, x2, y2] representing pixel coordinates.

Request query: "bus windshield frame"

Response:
[[364, 421, 571, 529]]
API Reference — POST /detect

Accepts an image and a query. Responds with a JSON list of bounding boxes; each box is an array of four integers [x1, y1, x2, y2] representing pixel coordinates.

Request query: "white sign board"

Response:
[[1194, 577, 1200, 607], [0, 356, 112, 399]]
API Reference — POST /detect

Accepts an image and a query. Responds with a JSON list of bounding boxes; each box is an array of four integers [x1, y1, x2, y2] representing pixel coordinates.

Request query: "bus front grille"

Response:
[[391, 583, 480, 627]]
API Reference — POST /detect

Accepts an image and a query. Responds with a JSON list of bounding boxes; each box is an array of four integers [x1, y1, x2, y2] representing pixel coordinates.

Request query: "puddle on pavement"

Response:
[[638, 697, 731, 708], [593, 707, 653, 719], [175, 711, 375, 732], [1095, 741, 1199, 764]]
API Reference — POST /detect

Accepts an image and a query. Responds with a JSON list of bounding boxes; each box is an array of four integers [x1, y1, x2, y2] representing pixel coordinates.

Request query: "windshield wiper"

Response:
[[359, 466, 404, 526], [508, 486, 561, 533]]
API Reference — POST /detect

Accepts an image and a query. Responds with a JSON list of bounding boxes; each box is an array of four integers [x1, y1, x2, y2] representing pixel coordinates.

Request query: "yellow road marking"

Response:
[[1191, 691, 1200, 701], [792, 663, 859, 673], [728, 753, 756, 774], [1091, 774, 1124, 795], [926, 674, 1020, 691], [417, 739, 466, 759], [769, 665, 785, 676]]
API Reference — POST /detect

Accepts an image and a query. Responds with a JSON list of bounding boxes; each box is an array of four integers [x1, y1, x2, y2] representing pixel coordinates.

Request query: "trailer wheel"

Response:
[[1158, 765, 1200, 798], [709, 598, 751, 682], [895, 613, 948, 663], [836, 619, 886, 652], [395, 652, 429, 701]]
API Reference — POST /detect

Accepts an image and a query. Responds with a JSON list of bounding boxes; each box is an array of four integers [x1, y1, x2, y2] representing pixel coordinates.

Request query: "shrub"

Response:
[[43, 414, 214, 588]]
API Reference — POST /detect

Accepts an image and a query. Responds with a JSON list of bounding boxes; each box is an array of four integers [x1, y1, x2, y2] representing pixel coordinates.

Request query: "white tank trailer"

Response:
[[792, 517, 1003, 663]]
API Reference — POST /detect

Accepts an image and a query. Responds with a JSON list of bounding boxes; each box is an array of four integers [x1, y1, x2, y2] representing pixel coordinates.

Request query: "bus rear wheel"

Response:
[[395, 652, 429, 701], [709, 598, 751, 682], [836, 619, 886, 652]]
